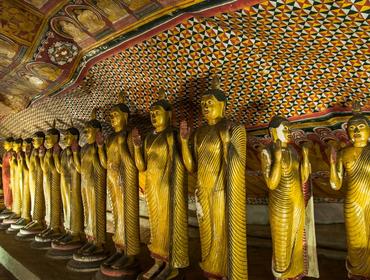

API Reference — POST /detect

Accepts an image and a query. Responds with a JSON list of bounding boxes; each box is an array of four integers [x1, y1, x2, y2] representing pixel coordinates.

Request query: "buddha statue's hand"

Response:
[[132, 127, 142, 147], [219, 120, 231, 144], [95, 131, 104, 146], [301, 141, 310, 159], [329, 145, 337, 165], [71, 140, 79, 153], [274, 139, 282, 162], [25, 145, 31, 156], [39, 145, 46, 157], [53, 143, 61, 155], [179, 120, 190, 142]]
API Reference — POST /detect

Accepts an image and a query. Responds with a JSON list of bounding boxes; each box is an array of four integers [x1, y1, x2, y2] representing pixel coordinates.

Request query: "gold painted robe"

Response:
[[105, 131, 140, 255], [29, 148, 45, 222], [59, 147, 83, 236], [21, 152, 31, 221], [143, 128, 189, 268], [267, 145, 306, 280], [10, 153, 22, 216], [344, 145, 370, 278], [81, 143, 106, 244], [193, 120, 247, 279], [41, 149, 61, 230]]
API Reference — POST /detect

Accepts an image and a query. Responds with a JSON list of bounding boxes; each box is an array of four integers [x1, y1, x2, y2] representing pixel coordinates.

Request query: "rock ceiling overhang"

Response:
[[0, 0, 226, 115]]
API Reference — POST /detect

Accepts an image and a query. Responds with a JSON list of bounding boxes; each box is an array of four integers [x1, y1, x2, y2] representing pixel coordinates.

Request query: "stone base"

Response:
[[46, 247, 77, 260], [30, 240, 51, 250], [98, 255, 141, 280], [67, 258, 106, 273]]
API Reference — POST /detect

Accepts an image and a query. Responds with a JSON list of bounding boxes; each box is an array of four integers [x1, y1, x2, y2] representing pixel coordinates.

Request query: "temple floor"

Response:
[[0, 224, 347, 280]]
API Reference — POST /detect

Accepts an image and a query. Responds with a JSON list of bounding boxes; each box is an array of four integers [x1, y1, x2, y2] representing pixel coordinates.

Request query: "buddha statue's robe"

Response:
[[56, 146, 83, 236], [28, 148, 45, 225], [10, 153, 22, 217], [100, 131, 140, 255], [41, 148, 62, 231], [79, 143, 106, 245], [20, 151, 31, 221], [2, 151, 13, 209], [263, 144, 318, 280], [343, 145, 370, 278], [192, 119, 247, 279], [143, 128, 188, 268]]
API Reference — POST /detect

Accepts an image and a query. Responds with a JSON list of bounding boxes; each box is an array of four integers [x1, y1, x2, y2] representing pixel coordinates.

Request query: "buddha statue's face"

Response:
[[110, 109, 128, 132], [271, 121, 291, 143], [3, 140, 13, 151], [13, 141, 22, 152], [201, 95, 225, 124], [32, 137, 44, 149], [84, 126, 99, 144], [63, 131, 77, 147], [347, 119, 369, 147], [45, 133, 59, 149], [150, 105, 170, 132], [22, 142, 32, 153]]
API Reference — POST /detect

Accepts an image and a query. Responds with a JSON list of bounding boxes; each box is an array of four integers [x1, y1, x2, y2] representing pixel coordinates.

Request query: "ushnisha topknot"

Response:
[[348, 101, 369, 126], [87, 108, 102, 130], [269, 116, 289, 129], [112, 91, 130, 114], [203, 76, 226, 102], [150, 88, 172, 111]]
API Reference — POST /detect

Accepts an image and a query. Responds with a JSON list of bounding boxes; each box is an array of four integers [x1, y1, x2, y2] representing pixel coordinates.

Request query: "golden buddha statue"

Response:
[[260, 116, 318, 279], [0, 137, 14, 220], [18, 132, 46, 239], [67, 109, 108, 271], [1, 138, 23, 229], [49, 124, 84, 256], [9, 138, 33, 231], [96, 100, 141, 278], [133, 91, 189, 280], [33, 126, 63, 246], [180, 78, 248, 280], [329, 105, 370, 279]]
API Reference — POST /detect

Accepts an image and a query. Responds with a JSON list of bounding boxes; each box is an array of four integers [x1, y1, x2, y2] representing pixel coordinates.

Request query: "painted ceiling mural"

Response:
[[0, 0, 369, 200]]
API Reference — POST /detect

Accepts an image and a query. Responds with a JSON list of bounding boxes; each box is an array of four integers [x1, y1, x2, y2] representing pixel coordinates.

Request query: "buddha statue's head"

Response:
[[201, 78, 226, 125], [32, 131, 45, 149], [85, 119, 102, 144], [45, 127, 60, 149], [22, 138, 33, 153], [64, 127, 80, 147], [269, 116, 291, 144], [13, 138, 22, 153], [347, 115, 369, 147], [110, 103, 130, 133], [150, 93, 172, 133], [3, 137, 14, 151]]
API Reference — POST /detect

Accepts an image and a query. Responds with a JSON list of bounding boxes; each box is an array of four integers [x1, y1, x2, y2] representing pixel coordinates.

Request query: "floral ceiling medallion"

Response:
[[48, 41, 78, 66]]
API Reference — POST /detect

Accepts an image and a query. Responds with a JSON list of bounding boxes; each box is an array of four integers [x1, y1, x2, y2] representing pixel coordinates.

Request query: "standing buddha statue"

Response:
[[18, 132, 46, 239], [260, 116, 319, 280], [133, 90, 189, 280], [0, 137, 14, 220], [329, 104, 370, 279], [96, 98, 141, 279], [48, 124, 84, 258], [9, 138, 33, 232], [1, 138, 23, 229], [179, 78, 248, 280], [67, 109, 108, 272], [33, 125, 63, 247]]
